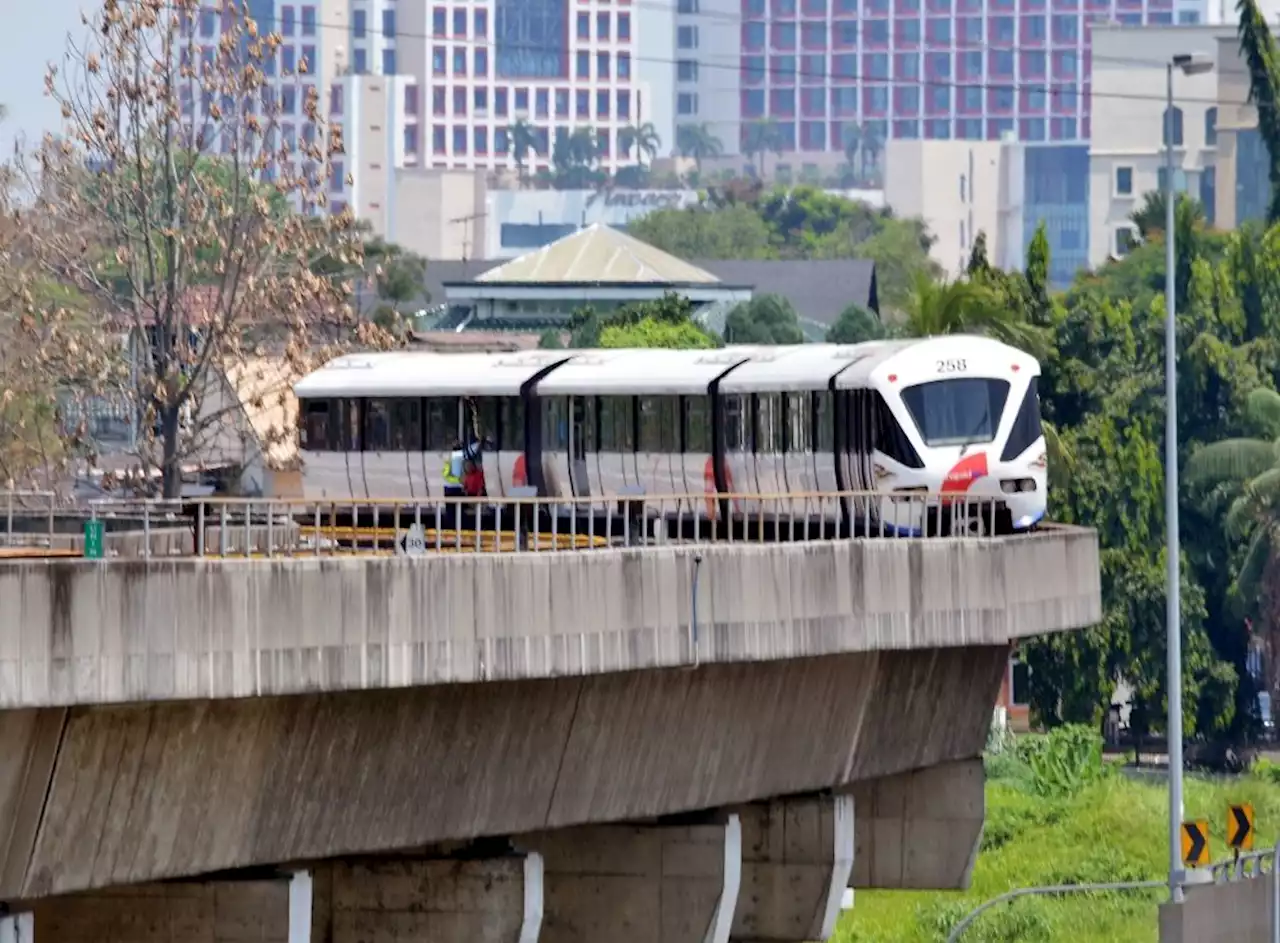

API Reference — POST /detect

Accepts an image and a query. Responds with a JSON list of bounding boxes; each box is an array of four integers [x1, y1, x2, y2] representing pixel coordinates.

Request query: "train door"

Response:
[[719, 393, 750, 510], [596, 396, 633, 496], [422, 397, 460, 496], [337, 398, 366, 498], [541, 396, 569, 497], [568, 395, 593, 497], [361, 398, 409, 499], [682, 395, 713, 500]]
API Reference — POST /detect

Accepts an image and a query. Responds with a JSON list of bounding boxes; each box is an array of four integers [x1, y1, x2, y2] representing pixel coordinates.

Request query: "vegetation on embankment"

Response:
[[836, 726, 1280, 943]]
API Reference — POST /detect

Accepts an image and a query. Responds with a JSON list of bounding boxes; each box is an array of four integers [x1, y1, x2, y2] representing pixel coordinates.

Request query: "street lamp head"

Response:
[[1172, 52, 1214, 75]]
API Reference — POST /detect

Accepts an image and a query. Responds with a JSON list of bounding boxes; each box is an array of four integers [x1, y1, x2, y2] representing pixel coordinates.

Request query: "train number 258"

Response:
[[936, 358, 968, 373]]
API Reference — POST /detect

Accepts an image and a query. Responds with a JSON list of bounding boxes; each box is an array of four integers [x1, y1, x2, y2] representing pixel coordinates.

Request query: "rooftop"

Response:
[[473, 224, 722, 285]]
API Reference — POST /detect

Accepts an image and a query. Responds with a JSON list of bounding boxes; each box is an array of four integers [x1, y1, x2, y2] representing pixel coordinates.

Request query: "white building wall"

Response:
[[1087, 24, 1227, 267], [675, 0, 742, 158], [883, 139, 1019, 279]]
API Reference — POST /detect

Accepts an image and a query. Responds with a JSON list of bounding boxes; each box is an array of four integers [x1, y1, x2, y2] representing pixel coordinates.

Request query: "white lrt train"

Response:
[[292, 335, 1048, 535]]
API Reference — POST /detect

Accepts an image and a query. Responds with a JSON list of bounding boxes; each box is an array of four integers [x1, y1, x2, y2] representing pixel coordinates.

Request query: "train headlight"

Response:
[[1000, 478, 1038, 493]]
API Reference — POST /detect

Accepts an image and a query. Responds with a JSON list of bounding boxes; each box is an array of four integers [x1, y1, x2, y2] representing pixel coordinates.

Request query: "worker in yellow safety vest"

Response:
[[443, 439, 481, 497], [443, 441, 466, 497]]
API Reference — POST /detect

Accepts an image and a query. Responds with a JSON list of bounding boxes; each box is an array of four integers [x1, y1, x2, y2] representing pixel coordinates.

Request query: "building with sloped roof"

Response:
[[439, 224, 753, 332]]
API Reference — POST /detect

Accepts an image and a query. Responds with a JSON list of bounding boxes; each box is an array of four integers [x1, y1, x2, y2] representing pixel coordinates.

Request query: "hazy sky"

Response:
[[0, 0, 87, 156]]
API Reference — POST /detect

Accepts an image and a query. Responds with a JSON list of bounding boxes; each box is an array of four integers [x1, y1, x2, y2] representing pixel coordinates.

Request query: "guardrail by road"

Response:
[[41, 490, 1031, 560]]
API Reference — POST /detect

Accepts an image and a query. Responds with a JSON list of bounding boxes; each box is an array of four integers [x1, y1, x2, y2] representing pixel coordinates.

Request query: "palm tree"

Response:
[[743, 118, 782, 178], [506, 119, 537, 184], [1129, 190, 1207, 241], [619, 122, 661, 164], [841, 122, 862, 177], [900, 271, 1050, 358], [1187, 387, 1280, 697], [861, 124, 884, 181], [676, 122, 724, 170]]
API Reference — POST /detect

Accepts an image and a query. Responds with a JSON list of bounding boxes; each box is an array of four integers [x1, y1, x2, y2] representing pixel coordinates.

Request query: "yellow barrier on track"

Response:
[[201, 528, 611, 558], [0, 548, 82, 559]]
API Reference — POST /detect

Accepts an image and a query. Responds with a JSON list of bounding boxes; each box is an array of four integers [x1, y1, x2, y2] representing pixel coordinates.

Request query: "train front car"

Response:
[[839, 335, 1047, 536]]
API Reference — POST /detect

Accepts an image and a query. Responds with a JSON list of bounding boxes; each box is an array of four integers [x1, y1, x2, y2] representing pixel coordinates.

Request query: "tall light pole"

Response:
[[1164, 50, 1213, 905]]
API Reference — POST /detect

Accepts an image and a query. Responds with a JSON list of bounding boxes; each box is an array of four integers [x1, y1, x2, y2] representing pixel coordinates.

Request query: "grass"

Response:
[[835, 750, 1280, 943]]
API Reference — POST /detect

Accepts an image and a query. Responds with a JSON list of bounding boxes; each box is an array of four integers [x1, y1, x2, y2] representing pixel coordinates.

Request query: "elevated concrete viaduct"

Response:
[[0, 527, 1101, 942]]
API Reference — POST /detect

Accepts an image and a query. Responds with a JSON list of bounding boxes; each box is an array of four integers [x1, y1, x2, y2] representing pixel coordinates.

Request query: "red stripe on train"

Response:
[[940, 452, 989, 493]]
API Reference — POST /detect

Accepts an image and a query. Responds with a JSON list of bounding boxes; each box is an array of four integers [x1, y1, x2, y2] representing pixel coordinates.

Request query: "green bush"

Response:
[[1252, 757, 1280, 785], [1028, 725, 1104, 798]]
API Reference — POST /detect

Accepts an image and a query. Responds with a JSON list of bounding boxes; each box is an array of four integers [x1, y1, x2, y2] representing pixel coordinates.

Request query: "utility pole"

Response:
[[449, 211, 488, 274]]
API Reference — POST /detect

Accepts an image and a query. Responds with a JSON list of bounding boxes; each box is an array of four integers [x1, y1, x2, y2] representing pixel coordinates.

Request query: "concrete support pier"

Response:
[[522, 818, 741, 943], [850, 759, 985, 889], [732, 795, 855, 942]]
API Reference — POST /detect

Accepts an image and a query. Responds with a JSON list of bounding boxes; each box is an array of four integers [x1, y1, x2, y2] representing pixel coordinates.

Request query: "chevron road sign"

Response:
[[1227, 803, 1254, 852], [1181, 820, 1210, 868]]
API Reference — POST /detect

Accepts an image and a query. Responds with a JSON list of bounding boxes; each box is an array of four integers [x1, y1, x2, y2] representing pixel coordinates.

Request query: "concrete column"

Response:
[[731, 795, 855, 942], [849, 758, 985, 890], [522, 815, 742, 943], [316, 854, 543, 943]]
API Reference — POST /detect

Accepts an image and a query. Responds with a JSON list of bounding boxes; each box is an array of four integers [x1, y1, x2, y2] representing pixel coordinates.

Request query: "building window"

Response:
[[281, 86, 297, 114], [678, 92, 698, 115], [382, 50, 396, 74], [476, 10, 488, 35], [433, 46, 446, 75], [383, 10, 396, 38], [454, 49, 467, 75], [496, 127, 509, 153], [577, 51, 590, 78], [476, 127, 489, 154], [496, 88, 509, 116], [281, 6, 295, 37], [283, 46, 296, 74], [330, 85, 343, 115], [404, 125, 419, 154], [329, 161, 345, 193], [453, 87, 467, 115], [618, 90, 631, 119], [598, 52, 611, 79], [577, 12, 590, 38], [597, 12, 610, 39], [433, 8, 446, 35], [1115, 166, 1133, 196], [353, 48, 367, 74], [678, 25, 699, 49], [618, 52, 631, 79], [576, 89, 590, 118], [433, 87, 446, 115], [618, 13, 631, 40], [496, 0, 569, 79], [1114, 227, 1135, 256], [678, 59, 698, 82], [300, 6, 316, 36], [476, 87, 489, 112], [405, 85, 419, 115], [1205, 107, 1218, 147], [433, 125, 446, 153], [597, 90, 610, 118], [1163, 105, 1184, 147], [536, 88, 549, 118], [555, 89, 568, 117], [453, 127, 468, 153], [679, 0, 700, 11]]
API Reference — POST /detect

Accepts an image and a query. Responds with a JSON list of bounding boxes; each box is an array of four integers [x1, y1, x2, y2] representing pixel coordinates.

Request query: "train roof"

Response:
[[717, 344, 872, 393], [535, 347, 755, 396], [293, 350, 573, 397], [832, 335, 1039, 388]]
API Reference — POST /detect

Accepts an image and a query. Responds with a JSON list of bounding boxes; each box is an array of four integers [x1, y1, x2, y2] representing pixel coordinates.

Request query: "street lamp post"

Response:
[[1164, 50, 1214, 905]]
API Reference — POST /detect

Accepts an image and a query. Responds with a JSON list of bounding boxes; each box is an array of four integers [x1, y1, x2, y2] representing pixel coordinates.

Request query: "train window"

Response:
[[787, 393, 811, 453], [872, 392, 924, 468], [301, 400, 330, 451], [543, 397, 569, 450], [1000, 377, 1043, 462], [364, 399, 392, 451], [339, 398, 361, 451], [814, 392, 834, 453], [473, 397, 499, 446], [571, 396, 594, 459], [502, 397, 526, 451], [390, 399, 422, 451], [684, 396, 712, 453], [756, 393, 784, 453], [901, 378, 1010, 448], [424, 397, 459, 451], [638, 396, 679, 452], [721, 394, 746, 450], [599, 396, 634, 452]]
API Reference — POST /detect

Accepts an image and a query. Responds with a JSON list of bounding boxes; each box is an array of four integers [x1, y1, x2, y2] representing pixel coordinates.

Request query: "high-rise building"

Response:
[[393, 0, 654, 175], [674, 0, 1220, 164]]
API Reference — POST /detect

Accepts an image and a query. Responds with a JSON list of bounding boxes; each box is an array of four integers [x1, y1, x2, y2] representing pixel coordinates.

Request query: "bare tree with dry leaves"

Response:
[[4, 0, 393, 498]]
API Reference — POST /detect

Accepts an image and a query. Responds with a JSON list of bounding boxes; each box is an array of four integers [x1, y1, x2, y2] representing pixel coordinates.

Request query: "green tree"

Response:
[[552, 127, 606, 189], [898, 272, 1050, 356], [1238, 0, 1280, 223], [825, 304, 887, 344], [619, 122, 662, 165], [723, 294, 805, 344], [506, 119, 538, 183], [675, 123, 723, 170], [601, 317, 718, 349]]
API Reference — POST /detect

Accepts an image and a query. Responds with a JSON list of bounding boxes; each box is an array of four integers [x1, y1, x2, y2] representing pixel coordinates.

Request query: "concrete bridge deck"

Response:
[[0, 508, 1103, 942]]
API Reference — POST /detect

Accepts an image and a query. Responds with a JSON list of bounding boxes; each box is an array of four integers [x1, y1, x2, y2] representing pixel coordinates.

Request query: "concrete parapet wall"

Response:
[[1159, 875, 1277, 942], [0, 528, 1099, 708]]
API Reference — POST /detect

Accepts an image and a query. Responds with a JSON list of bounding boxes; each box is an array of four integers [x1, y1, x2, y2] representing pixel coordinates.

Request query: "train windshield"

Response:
[[900, 378, 1011, 448]]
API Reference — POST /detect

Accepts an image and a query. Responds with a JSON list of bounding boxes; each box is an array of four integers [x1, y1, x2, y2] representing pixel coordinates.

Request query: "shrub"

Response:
[[1028, 725, 1104, 799]]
